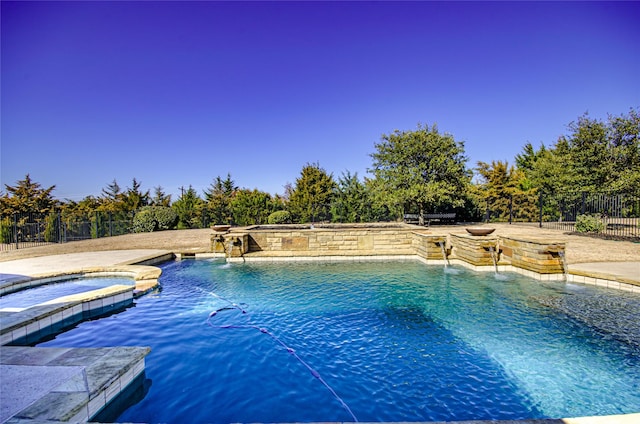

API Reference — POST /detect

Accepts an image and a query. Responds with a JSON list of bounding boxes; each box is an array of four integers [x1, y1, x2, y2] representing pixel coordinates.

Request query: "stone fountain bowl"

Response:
[[466, 227, 495, 236], [211, 225, 231, 232]]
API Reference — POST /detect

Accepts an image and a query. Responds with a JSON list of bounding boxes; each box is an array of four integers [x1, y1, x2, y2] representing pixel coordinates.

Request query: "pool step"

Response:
[[0, 346, 150, 423], [0, 285, 134, 346]]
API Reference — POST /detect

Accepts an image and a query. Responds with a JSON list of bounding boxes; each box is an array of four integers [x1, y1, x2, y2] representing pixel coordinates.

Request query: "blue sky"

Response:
[[2, 1, 639, 201]]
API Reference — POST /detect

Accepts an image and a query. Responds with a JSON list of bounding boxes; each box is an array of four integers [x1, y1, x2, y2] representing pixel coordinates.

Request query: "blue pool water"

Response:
[[38, 260, 640, 423], [0, 277, 134, 310]]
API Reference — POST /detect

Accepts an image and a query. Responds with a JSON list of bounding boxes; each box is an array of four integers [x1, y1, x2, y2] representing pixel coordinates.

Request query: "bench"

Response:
[[404, 213, 457, 226]]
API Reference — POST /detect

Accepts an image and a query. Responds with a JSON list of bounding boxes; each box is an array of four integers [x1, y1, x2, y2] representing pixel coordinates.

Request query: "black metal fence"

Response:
[[3, 191, 639, 252], [0, 211, 136, 251], [484, 191, 640, 241]]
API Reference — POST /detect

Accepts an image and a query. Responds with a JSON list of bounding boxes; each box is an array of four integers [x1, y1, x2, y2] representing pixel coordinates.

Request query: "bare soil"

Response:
[[1, 224, 639, 264]]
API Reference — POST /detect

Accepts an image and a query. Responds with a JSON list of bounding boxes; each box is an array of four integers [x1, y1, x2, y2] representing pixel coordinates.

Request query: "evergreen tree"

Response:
[[151, 186, 172, 207], [331, 171, 367, 223], [0, 174, 57, 214], [475, 160, 537, 221], [204, 174, 237, 225], [288, 163, 336, 223], [121, 178, 150, 211], [172, 185, 204, 229], [230, 189, 274, 226]]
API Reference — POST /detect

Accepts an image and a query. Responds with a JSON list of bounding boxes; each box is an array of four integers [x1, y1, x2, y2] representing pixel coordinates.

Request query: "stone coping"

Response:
[[0, 346, 149, 423], [0, 250, 173, 297], [0, 284, 135, 346]]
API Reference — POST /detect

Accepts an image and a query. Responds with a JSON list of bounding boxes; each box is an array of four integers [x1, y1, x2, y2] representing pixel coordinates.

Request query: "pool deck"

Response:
[[0, 250, 639, 424]]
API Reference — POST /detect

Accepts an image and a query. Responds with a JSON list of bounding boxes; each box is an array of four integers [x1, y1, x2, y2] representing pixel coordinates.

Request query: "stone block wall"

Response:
[[241, 225, 425, 257], [210, 225, 567, 275], [499, 236, 566, 274], [413, 233, 448, 260], [450, 234, 500, 267]]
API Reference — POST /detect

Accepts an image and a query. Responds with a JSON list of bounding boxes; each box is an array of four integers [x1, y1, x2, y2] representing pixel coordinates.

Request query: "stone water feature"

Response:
[[499, 236, 566, 274], [212, 223, 431, 259], [210, 224, 569, 277], [449, 233, 501, 267]]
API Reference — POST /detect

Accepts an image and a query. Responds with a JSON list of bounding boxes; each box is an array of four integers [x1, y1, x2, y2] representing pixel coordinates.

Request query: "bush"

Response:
[[267, 210, 292, 224], [575, 213, 605, 233], [1, 217, 13, 244], [133, 206, 178, 233], [44, 211, 58, 242]]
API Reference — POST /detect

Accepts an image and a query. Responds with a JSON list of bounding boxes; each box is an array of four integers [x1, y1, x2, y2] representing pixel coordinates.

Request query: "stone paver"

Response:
[[0, 346, 150, 423], [570, 261, 640, 284]]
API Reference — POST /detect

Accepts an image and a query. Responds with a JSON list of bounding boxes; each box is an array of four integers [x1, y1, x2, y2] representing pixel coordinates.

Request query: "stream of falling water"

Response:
[[438, 241, 450, 268], [558, 251, 569, 281]]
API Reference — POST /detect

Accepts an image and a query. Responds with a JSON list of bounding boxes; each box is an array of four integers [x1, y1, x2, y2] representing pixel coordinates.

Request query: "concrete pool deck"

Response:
[[0, 249, 639, 424]]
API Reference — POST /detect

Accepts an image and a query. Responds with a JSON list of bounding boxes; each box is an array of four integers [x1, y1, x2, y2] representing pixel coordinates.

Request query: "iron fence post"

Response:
[[13, 213, 19, 249], [57, 209, 62, 243]]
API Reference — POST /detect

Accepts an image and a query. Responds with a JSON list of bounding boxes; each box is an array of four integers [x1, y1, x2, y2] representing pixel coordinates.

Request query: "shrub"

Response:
[[133, 206, 178, 232], [267, 210, 291, 224], [1, 217, 13, 244], [153, 206, 179, 230], [44, 211, 58, 242], [575, 213, 605, 233]]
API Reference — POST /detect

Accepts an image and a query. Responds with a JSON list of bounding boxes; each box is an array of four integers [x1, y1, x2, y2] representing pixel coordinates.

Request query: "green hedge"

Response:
[[575, 213, 605, 233], [133, 206, 178, 232], [267, 210, 292, 224]]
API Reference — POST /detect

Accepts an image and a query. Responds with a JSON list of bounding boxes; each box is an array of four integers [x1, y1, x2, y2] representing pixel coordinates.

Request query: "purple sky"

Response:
[[2, 1, 639, 201]]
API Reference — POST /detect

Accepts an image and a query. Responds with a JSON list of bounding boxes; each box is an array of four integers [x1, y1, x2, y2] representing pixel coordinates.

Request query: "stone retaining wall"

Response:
[[210, 225, 568, 275], [450, 234, 500, 267], [213, 224, 429, 257], [499, 236, 566, 274]]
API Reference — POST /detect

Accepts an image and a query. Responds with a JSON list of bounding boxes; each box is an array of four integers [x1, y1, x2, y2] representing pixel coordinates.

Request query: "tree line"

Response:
[[1, 109, 638, 232]]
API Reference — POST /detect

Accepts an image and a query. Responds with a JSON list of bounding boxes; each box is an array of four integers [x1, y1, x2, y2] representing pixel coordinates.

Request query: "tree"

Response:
[[121, 178, 150, 211], [151, 186, 172, 207], [331, 171, 367, 223], [370, 123, 470, 225], [0, 174, 57, 214], [172, 185, 205, 229], [230, 189, 274, 226], [204, 174, 237, 225], [515, 142, 547, 191], [608, 108, 640, 193], [521, 109, 640, 196], [564, 113, 612, 192], [475, 160, 537, 221], [288, 163, 336, 223], [99, 179, 124, 213]]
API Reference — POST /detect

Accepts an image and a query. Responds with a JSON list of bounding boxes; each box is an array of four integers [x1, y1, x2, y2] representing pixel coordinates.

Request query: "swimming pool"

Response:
[[38, 259, 640, 423]]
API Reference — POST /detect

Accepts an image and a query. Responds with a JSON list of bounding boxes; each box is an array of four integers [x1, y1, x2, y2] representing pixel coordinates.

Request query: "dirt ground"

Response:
[[1, 224, 639, 264]]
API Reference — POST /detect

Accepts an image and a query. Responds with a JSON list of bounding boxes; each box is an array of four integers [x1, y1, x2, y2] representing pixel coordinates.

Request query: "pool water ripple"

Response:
[[37, 260, 640, 423]]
